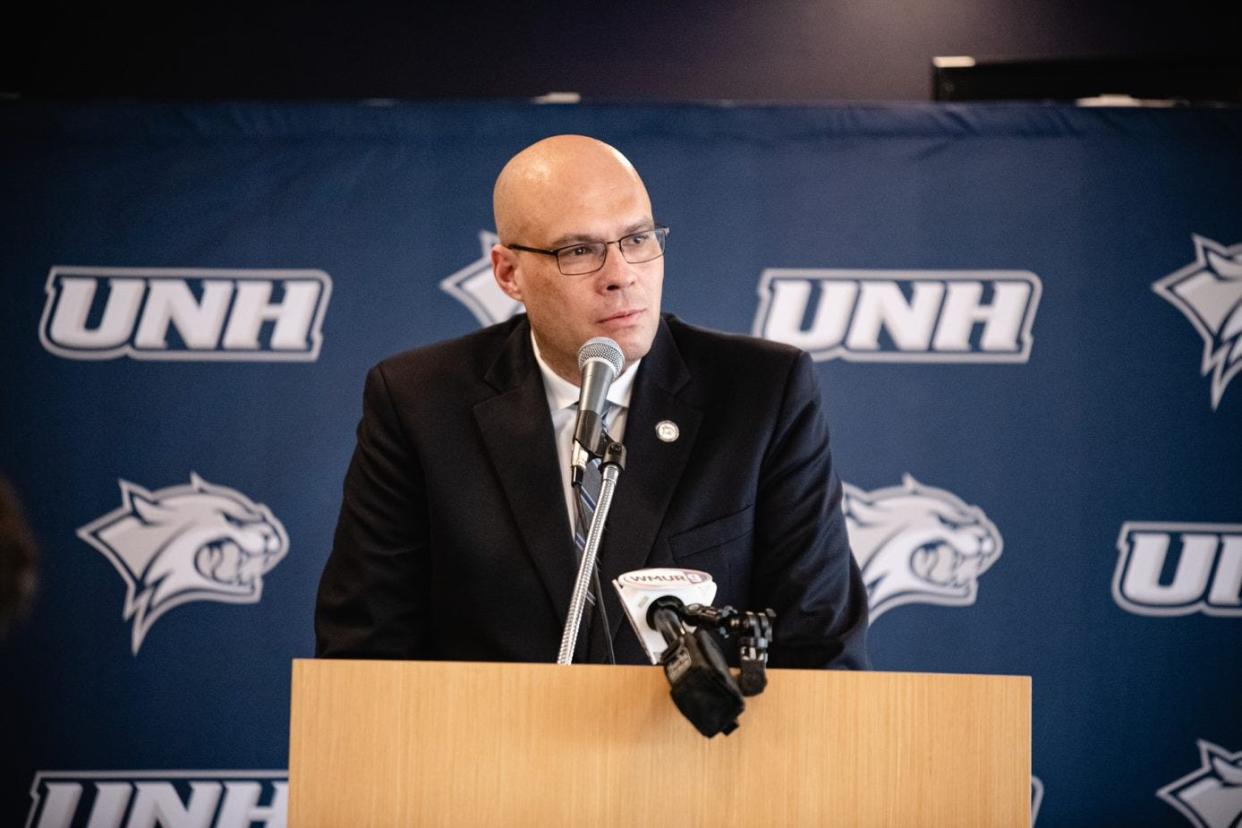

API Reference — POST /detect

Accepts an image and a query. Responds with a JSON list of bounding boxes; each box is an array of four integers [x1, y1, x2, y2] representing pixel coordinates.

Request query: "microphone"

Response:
[[614, 569, 774, 737], [650, 598, 745, 738], [571, 337, 625, 481], [612, 568, 718, 663]]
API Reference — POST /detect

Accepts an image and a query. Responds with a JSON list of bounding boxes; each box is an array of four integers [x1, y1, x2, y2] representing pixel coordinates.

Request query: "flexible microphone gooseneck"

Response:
[[557, 337, 627, 665]]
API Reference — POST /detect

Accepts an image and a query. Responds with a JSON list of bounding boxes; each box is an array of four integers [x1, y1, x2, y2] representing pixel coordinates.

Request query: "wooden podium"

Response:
[[289, 659, 1030, 826]]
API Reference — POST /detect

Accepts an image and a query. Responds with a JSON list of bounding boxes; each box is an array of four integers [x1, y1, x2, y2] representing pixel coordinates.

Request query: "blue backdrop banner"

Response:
[[2, 101, 1240, 826]]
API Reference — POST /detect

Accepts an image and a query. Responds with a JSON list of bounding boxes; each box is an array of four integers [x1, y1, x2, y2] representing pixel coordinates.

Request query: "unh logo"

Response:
[[1153, 236, 1242, 410], [39, 267, 331, 361], [26, 770, 287, 828], [753, 269, 1041, 362], [1113, 522, 1242, 617], [1158, 741, 1242, 828], [78, 474, 289, 653], [843, 476, 1003, 621], [439, 231, 522, 326]]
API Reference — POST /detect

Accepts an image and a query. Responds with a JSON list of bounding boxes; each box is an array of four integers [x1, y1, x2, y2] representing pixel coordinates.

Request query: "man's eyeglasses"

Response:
[[506, 226, 669, 276]]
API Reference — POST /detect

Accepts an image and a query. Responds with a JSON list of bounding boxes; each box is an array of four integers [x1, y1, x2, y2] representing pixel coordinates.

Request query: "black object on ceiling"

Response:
[[932, 56, 1242, 104]]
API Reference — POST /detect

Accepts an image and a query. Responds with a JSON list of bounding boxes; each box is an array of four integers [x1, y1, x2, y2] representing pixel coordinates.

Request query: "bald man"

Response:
[[315, 136, 869, 668]]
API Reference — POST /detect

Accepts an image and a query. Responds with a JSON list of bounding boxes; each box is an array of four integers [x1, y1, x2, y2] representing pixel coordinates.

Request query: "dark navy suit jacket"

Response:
[[315, 314, 869, 668]]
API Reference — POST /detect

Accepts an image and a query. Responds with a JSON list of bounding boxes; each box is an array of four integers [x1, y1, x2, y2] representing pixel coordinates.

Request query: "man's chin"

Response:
[[612, 328, 657, 367]]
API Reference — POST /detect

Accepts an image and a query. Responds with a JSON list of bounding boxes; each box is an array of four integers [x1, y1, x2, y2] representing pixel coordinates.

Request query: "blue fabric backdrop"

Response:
[[2, 101, 1240, 826]]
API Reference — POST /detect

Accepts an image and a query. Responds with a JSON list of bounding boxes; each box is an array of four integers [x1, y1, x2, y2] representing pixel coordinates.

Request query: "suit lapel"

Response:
[[598, 319, 701, 647], [473, 320, 578, 625]]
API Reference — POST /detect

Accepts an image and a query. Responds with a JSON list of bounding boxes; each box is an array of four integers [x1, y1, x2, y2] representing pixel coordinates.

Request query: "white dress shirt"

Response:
[[531, 332, 640, 532]]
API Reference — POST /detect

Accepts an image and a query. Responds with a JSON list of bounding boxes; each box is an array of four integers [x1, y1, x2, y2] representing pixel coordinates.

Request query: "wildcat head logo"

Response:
[[844, 476, 1002, 621], [78, 474, 289, 654], [439, 231, 522, 327], [1158, 740, 1242, 828], [1153, 235, 1242, 410]]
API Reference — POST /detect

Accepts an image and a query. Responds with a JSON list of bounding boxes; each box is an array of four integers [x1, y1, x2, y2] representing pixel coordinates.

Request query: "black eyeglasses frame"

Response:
[[505, 225, 669, 275]]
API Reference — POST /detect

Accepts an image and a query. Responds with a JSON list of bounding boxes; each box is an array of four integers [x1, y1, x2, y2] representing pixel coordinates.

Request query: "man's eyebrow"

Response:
[[547, 233, 592, 248], [621, 220, 658, 236], [547, 221, 656, 248]]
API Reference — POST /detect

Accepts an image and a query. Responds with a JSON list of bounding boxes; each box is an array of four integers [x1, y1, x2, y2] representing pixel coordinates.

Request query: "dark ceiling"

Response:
[[6, 0, 1240, 102]]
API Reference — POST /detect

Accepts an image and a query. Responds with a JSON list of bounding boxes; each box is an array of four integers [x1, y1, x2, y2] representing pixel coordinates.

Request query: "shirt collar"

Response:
[[531, 331, 640, 412]]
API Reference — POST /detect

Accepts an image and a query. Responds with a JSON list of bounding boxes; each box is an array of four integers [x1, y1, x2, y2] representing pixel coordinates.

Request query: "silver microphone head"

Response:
[[577, 337, 625, 376]]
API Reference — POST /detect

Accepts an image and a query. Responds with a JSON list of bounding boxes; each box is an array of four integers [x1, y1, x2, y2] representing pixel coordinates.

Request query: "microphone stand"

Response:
[[557, 436, 626, 665]]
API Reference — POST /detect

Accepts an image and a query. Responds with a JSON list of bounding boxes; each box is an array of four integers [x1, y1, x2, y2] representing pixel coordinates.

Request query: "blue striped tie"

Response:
[[571, 404, 610, 659]]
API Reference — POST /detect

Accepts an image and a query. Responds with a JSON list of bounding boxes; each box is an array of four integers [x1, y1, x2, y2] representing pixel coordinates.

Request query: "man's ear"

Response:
[[491, 244, 523, 302]]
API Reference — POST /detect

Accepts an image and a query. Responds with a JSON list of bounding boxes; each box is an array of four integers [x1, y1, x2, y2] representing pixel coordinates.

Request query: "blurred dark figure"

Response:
[[0, 477, 38, 636]]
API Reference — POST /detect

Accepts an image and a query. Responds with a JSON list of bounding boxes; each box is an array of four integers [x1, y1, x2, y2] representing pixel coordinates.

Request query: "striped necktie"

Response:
[[571, 403, 611, 660]]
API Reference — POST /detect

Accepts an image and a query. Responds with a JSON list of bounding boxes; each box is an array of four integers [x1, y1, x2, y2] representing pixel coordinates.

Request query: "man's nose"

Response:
[[597, 241, 636, 290]]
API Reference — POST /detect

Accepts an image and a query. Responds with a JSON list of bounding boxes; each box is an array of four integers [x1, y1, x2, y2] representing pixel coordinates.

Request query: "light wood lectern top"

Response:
[[289, 659, 1029, 826]]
